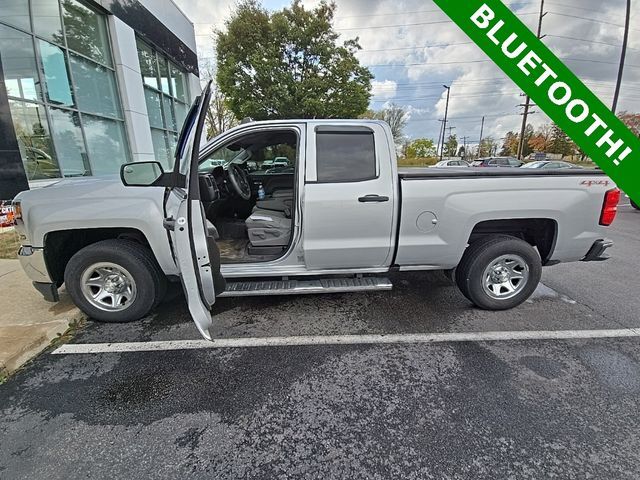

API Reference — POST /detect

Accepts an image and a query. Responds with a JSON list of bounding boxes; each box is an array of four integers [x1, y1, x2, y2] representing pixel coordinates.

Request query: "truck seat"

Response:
[[271, 189, 293, 198], [245, 209, 292, 247], [254, 197, 293, 216], [253, 190, 293, 216]]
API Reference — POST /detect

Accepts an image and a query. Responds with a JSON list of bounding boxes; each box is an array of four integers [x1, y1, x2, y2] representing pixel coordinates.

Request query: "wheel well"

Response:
[[44, 228, 151, 287], [468, 219, 557, 265]]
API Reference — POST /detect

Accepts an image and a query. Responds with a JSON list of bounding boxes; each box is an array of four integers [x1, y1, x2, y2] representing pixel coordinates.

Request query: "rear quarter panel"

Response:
[[396, 175, 613, 268]]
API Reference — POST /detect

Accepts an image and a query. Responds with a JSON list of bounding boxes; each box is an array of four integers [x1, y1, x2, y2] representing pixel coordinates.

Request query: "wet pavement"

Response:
[[1, 204, 639, 479]]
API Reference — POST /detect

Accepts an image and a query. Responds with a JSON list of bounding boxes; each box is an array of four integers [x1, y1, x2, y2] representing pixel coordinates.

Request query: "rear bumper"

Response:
[[582, 239, 614, 262], [18, 246, 59, 302]]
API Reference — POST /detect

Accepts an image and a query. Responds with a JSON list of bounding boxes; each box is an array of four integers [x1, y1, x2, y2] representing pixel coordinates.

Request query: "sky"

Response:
[[173, 0, 640, 146]]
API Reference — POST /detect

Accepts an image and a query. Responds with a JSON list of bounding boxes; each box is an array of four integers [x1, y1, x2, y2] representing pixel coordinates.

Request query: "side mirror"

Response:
[[121, 161, 165, 187]]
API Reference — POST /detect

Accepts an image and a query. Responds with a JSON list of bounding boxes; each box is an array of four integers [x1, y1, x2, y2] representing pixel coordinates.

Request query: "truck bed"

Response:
[[394, 167, 613, 271], [398, 167, 607, 179]]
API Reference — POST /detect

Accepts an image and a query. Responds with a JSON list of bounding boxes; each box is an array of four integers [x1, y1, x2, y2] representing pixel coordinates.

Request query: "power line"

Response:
[[334, 1, 538, 19], [364, 57, 640, 69], [359, 41, 474, 53], [546, 34, 640, 51], [336, 12, 539, 31], [371, 90, 640, 103], [547, 11, 640, 33]]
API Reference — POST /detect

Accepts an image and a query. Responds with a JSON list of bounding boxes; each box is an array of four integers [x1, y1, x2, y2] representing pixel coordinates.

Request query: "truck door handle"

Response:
[[358, 194, 389, 203]]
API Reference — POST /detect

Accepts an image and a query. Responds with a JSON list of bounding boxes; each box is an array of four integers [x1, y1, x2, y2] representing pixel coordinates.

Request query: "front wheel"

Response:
[[455, 235, 542, 310], [64, 239, 166, 323]]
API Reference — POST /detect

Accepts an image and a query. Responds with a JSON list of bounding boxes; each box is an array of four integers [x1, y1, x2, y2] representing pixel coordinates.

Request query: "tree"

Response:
[[406, 138, 436, 158], [500, 131, 519, 156], [479, 136, 499, 157], [550, 124, 574, 158], [360, 103, 408, 144], [528, 124, 554, 153], [457, 146, 466, 158], [444, 134, 458, 157], [618, 111, 640, 137], [216, 0, 373, 120], [206, 86, 240, 139]]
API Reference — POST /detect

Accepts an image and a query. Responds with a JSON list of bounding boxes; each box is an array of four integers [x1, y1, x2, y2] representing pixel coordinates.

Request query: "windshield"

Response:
[[198, 147, 247, 172], [198, 131, 298, 174]]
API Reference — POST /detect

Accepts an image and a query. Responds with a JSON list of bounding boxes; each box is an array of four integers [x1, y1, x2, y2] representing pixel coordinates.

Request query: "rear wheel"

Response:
[[64, 239, 166, 323], [455, 235, 542, 310]]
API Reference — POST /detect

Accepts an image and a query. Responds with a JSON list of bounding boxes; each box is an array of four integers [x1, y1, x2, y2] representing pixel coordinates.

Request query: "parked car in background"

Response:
[[522, 161, 582, 170], [433, 159, 470, 168], [272, 157, 290, 167], [471, 157, 524, 168]]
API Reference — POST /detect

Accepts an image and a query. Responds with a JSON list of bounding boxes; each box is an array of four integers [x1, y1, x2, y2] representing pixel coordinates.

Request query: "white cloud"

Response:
[[371, 80, 398, 99]]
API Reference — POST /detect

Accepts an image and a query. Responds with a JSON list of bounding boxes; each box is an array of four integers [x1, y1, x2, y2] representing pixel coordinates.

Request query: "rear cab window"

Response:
[[315, 127, 376, 183]]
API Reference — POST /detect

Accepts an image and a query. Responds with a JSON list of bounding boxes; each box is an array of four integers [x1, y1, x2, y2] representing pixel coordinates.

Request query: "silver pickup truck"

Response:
[[13, 84, 620, 340]]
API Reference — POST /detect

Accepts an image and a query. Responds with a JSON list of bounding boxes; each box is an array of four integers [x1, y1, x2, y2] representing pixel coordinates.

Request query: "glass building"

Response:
[[0, 0, 200, 198]]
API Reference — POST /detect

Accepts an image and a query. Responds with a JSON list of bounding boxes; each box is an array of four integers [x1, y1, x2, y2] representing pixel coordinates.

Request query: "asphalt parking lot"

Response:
[[1, 203, 639, 479]]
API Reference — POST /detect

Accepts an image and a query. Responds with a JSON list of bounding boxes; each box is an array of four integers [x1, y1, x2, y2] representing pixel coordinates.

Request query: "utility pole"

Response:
[[477, 116, 485, 158], [443, 126, 456, 158], [440, 85, 451, 161], [436, 119, 445, 159], [517, 0, 546, 160], [461, 136, 468, 160], [612, 0, 631, 113]]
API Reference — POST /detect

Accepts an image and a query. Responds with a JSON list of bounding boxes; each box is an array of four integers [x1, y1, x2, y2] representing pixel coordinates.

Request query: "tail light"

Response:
[[600, 188, 621, 226]]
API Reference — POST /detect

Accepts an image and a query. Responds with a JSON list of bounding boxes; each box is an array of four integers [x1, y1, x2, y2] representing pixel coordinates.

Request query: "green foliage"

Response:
[[500, 131, 519, 156], [479, 136, 499, 157], [444, 134, 458, 157], [550, 124, 575, 157], [216, 0, 373, 120], [406, 138, 436, 158]]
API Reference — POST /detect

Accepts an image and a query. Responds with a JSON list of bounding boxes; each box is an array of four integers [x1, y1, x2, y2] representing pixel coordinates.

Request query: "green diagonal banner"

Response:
[[432, 0, 639, 204]]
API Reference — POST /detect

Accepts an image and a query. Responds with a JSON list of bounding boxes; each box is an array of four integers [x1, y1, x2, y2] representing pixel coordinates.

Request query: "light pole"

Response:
[[612, 0, 631, 113], [440, 85, 451, 161]]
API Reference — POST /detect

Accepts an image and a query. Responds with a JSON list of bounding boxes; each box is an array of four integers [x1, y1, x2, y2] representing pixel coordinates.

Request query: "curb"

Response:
[[0, 308, 86, 379]]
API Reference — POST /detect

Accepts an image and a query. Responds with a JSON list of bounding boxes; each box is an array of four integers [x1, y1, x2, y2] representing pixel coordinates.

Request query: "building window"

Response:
[[0, 0, 129, 182], [136, 39, 189, 170]]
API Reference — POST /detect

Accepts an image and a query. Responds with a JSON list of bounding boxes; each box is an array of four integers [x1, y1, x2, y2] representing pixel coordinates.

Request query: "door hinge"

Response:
[[163, 217, 176, 231]]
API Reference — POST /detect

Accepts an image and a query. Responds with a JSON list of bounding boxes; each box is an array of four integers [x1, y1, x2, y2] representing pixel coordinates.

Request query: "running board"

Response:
[[219, 277, 393, 297]]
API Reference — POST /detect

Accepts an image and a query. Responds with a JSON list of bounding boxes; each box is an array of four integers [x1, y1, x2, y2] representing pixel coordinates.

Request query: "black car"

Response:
[[471, 157, 524, 168]]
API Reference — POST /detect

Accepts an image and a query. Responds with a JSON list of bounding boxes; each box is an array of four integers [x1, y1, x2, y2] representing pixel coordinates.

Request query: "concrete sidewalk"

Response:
[[0, 260, 82, 376]]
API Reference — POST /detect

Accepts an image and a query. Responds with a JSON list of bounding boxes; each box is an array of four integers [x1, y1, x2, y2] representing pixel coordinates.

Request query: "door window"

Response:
[[316, 129, 376, 182]]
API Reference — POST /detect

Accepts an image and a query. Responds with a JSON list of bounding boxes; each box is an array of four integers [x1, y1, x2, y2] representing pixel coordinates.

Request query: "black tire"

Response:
[[64, 239, 167, 323], [631, 199, 639, 210], [455, 235, 542, 310]]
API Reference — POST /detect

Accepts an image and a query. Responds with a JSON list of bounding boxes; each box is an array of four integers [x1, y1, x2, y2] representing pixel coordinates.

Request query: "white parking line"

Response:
[[52, 328, 640, 354]]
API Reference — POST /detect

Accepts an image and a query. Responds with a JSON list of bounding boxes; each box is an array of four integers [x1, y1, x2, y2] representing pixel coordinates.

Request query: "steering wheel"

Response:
[[226, 164, 252, 200]]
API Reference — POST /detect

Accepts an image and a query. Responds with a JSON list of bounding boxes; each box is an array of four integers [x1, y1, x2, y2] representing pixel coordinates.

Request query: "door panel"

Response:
[[172, 198, 217, 339], [302, 123, 396, 270], [164, 81, 220, 340]]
